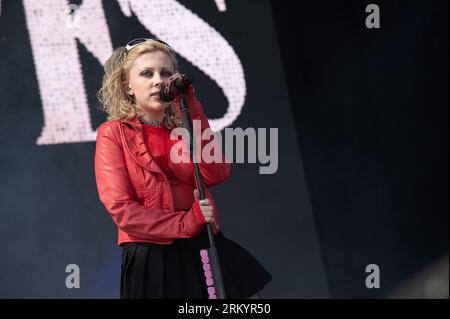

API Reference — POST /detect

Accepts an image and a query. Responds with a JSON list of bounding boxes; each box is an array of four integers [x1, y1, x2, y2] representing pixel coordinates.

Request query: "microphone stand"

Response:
[[178, 93, 227, 299]]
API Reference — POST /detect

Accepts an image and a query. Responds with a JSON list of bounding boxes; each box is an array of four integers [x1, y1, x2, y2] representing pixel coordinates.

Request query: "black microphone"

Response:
[[160, 73, 194, 102]]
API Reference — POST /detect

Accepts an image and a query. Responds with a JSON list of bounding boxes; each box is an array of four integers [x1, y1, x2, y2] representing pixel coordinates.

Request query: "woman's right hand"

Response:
[[193, 189, 215, 224]]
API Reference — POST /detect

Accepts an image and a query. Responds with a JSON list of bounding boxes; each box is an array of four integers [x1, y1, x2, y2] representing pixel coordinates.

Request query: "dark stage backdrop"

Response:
[[271, 0, 448, 298], [0, 1, 328, 298]]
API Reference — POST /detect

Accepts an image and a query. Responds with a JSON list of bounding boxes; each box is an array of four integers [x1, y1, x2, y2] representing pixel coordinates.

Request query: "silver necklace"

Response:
[[139, 116, 164, 127]]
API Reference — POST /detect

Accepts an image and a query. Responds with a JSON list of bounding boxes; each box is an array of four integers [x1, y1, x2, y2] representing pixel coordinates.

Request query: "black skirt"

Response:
[[120, 228, 272, 299]]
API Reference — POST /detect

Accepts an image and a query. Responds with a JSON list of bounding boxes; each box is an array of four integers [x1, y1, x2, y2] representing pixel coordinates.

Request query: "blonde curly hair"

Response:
[[97, 39, 182, 128]]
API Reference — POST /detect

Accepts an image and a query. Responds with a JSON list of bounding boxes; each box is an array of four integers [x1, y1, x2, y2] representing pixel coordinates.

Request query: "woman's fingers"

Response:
[[203, 212, 214, 223], [200, 202, 214, 223], [193, 189, 214, 223]]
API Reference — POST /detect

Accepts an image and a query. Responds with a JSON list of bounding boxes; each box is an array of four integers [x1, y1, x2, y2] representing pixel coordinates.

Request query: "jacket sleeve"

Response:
[[94, 123, 206, 240], [174, 85, 231, 188]]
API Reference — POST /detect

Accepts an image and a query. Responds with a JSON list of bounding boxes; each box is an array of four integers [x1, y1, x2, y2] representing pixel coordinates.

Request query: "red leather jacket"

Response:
[[94, 85, 230, 245]]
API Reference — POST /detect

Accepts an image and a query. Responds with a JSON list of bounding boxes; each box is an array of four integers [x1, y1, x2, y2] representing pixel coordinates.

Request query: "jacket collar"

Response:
[[119, 117, 163, 175], [121, 116, 142, 130]]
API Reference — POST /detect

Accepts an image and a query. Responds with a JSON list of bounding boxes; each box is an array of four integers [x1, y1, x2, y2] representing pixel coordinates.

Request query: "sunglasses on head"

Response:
[[125, 38, 174, 53]]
